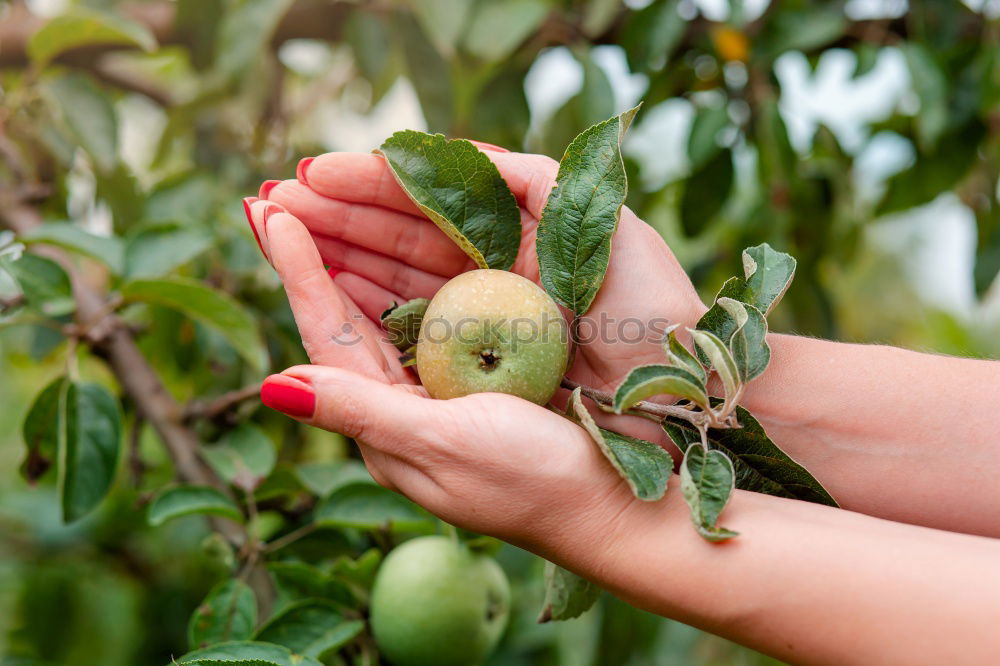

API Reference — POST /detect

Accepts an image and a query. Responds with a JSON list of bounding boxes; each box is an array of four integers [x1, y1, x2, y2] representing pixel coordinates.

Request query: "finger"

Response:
[[297, 154, 423, 216], [312, 236, 448, 300], [264, 179, 473, 277], [262, 206, 396, 378], [330, 270, 402, 324], [485, 151, 559, 219]]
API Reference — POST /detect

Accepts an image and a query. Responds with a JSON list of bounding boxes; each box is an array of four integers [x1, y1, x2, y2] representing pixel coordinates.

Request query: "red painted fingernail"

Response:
[[469, 140, 509, 153], [262, 204, 283, 230], [261, 374, 315, 418], [327, 267, 341, 279], [242, 197, 264, 253], [259, 180, 280, 199], [297, 157, 314, 185]]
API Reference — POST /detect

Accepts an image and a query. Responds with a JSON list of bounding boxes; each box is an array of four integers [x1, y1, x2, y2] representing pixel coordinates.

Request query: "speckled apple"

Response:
[[416, 269, 569, 405]]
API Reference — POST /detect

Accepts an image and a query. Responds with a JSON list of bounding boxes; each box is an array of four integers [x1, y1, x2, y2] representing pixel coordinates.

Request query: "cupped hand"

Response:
[[251, 145, 707, 446], [243, 202, 634, 560]]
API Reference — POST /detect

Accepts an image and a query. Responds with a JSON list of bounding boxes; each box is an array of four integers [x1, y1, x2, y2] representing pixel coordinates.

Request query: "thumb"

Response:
[[260, 365, 435, 457]]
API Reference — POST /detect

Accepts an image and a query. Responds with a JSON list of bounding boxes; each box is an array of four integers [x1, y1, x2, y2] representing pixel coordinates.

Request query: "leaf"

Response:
[[756, 6, 846, 61], [408, 0, 472, 58], [680, 443, 738, 542], [147, 485, 243, 526], [20, 377, 66, 483], [59, 382, 122, 522], [44, 72, 118, 173], [687, 104, 730, 170], [28, 7, 156, 66], [901, 43, 949, 152], [295, 460, 372, 498], [202, 424, 277, 493], [397, 13, 452, 133], [121, 277, 267, 371], [567, 388, 671, 501], [254, 600, 364, 658], [22, 222, 125, 275], [538, 51, 615, 160], [379, 298, 429, 352], [689, 329, 740, 401], [663, 326, 706, 383], [188, 579, 257, 649], [679, 147, 732, 237], [613, 364, 707, 413], [267, 562, 355, 608], [8, 253, 75, 317], [313, 482, 434, 532], [172, 641, 323, 666], [536, 106, 639, 315], [464, 0, 550, 62], [213, 0, 295, 81], [125, 224, 214, 279], [663, 403, 838, 507], [376, 131, 522, 271], [621, 0, 685, 73], [718, 299, 770, 382], [538, 561, 600, 623]]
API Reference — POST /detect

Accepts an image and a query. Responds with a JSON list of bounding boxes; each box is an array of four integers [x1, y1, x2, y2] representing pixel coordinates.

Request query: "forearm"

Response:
[[552, 481, 1000, 665], [741, 334, 1000, 536]]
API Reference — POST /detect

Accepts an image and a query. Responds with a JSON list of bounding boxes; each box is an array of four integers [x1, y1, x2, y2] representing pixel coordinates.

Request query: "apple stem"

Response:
[[559, 377, 720, 429]]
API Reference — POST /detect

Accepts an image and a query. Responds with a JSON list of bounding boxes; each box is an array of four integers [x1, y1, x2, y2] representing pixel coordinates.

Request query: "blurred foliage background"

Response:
[[1, 0, 998, 664]]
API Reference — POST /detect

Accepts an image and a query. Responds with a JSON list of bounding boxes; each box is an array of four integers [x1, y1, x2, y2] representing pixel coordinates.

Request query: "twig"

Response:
[[263, 522, 319, 554], [128, 415, 146, 487], [560, 376, 708, 426], [184, 382, 263, 423]]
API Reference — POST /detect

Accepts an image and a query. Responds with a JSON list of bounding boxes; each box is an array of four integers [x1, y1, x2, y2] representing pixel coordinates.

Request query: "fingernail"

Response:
[[259, 180, 280, 199], [297, 157, 314, 185], [242, 197, 264, 253], [261, 374, 315, 418], [262, 204, 283, 231], [327, 266, 341, 279], [469, 140, 509, 153]]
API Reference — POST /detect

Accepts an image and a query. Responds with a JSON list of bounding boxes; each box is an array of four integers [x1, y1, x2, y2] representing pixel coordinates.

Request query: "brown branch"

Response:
[[184, 382, 263, 424], [0, 199, 245, 546], [560, 377, 703, 424]]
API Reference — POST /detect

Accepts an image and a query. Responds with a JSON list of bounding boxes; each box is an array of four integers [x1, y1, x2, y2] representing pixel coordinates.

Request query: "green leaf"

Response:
[[295, 460, 372, 498], [254, 600, 364, 658], [901, 43, 949, 152], [397, 13, 452, 132], [313, 482, 434, 532], [44, 72, 118, 173], [538, 51, 616, 160], [621, 0, 685, 73], [663, 326, 706, 383], [121, 277, 268, 371], [124, 224, 213, 279], [408, 0, 472, 58], [464, 0, 550, 62], [202, 424, 277, 493], [376, 131, 522, 271], [267, 562, 355, 608], [8, 253, 75, 317], [719, 298, 770, 382], [380, 298, 429, 353], [853, 42, 880, 79], [59, 382, 123, 523], [613, 364, 707, 413], [680, 443, 738, 542], [679, 147, 732, 237], [689, 329, 740, 401], [147, 485, 243, 526], [329, 548, 383, 590], [172, 641, 323, 666], [538, 561, 600, 623], [756, 7, 846, 61], [567, 388, 671, 501], [536, 106, 639, 315], [28, 7, 156, 66], [22, 222, 125, 274], [188, 579, 257, 649], [687, 104, 730, 170], [663, 403, 838, 507], [213, 0, 295, 81], [20, 377, 66, 484]]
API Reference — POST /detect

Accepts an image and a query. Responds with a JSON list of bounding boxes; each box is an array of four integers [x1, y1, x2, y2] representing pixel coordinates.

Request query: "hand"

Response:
[[254, 146, 707, 411], [243, 201, 635, 560]]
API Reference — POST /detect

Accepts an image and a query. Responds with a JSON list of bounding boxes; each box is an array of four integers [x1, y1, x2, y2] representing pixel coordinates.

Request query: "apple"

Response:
[[416, 269, 569, 405], [370, 536, 510, 666]]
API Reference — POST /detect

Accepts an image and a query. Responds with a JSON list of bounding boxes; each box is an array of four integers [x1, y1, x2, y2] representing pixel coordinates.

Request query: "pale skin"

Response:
[[245, 146, 1000, 665]]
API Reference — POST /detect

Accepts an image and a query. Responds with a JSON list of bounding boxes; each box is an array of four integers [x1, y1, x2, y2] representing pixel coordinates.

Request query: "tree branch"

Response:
[[184, 381, 263, 424]]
